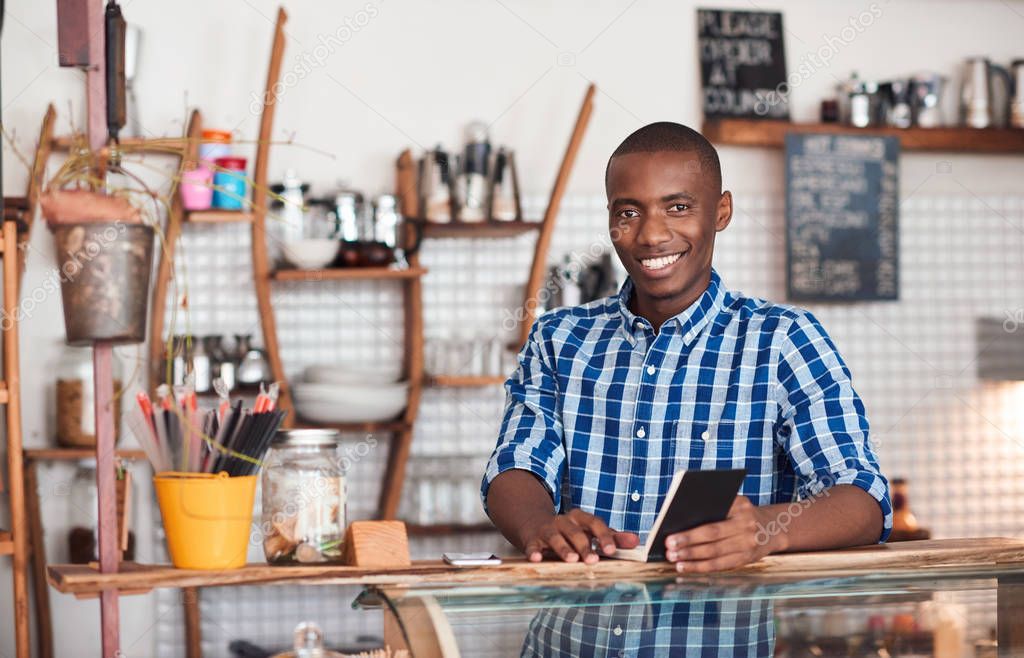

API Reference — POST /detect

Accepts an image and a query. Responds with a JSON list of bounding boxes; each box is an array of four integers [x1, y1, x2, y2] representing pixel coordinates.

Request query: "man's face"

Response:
[[606, 150, 731, 305]]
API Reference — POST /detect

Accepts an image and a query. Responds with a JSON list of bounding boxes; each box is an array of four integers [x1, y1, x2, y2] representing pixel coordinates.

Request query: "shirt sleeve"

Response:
[[481, 317, 566, 516], [776, 311, 893, 542]]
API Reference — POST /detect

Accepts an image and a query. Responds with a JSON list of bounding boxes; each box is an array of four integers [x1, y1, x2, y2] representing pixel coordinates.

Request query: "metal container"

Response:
[[960, 56, 1012, 128], [329, 191, 367, 242], [910, 72, 946, 128], [53, 222, 154, 345], [261, 429, 347, 565], [418, 145, 453, 223]]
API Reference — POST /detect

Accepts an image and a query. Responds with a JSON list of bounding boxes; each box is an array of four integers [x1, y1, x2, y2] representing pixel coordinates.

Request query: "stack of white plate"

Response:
[[292, 365, 408, 424]]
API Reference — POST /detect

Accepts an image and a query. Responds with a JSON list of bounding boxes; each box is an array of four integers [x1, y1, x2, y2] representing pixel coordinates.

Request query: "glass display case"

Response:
[[356, 564, 1024, 657]]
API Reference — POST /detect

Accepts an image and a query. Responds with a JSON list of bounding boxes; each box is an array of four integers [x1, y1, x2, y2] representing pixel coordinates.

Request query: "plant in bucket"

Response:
[[129, 382, 287, 569]]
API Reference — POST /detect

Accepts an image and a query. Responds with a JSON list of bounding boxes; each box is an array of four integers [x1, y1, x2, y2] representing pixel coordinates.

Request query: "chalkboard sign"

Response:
[[697, 9, 789, 119], [786, 133, 899, 301]]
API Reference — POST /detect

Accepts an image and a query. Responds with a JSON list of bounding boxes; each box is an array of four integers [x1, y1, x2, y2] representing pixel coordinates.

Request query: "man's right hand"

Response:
[[521, 509, 640, 565]]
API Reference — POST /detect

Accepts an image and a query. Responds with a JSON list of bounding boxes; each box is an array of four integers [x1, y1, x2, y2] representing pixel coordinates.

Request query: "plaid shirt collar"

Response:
[[617, 268, 727, 346]]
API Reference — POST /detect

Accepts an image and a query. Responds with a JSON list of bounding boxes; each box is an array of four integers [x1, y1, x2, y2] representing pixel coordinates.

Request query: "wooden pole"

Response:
[[4, 219, 31, 657], [516, 84, 595, 348], [250, 8, 292, 424], [84, 0, 121, 655]]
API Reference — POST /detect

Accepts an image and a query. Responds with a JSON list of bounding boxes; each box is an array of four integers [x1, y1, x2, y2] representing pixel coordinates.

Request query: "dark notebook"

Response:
[[612, 468, 747, 562]]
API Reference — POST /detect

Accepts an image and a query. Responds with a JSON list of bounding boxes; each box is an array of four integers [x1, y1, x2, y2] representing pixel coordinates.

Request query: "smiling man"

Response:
[[482, 122, 891, 578]]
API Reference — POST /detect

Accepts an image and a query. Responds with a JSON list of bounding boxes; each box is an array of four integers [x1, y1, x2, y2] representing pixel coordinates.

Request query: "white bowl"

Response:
[[304, 364, 402, 386], [293, 381, 408, 424], [282, 239, 338, 270]]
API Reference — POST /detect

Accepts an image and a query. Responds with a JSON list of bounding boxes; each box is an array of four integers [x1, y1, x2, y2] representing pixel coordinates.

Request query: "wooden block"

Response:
[[344, 521, 411, 568]]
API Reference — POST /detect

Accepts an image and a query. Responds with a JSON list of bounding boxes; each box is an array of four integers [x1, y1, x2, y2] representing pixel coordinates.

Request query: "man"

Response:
[[483, 121, 890, 573]]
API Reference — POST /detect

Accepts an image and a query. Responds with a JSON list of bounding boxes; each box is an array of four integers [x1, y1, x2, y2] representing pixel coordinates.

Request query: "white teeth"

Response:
[[640, 253, 682, 270]]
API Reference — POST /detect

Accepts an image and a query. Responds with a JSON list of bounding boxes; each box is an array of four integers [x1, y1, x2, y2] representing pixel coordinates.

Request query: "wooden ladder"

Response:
[[1, 218, 30, 656]]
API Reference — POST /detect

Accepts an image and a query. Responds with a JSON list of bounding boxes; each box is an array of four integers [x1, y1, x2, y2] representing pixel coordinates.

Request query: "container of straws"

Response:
[[129, 384, 287, 570]]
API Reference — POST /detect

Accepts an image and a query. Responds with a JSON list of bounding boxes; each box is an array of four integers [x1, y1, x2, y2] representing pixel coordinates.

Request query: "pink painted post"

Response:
[[83, 0, 121, 655]]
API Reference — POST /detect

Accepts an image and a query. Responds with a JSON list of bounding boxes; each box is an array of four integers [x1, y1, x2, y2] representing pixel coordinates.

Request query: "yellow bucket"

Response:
[[154, 472, 257, 570]]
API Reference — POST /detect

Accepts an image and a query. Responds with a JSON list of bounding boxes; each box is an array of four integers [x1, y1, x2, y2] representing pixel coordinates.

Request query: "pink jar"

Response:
[[181, 166, 214, 210]]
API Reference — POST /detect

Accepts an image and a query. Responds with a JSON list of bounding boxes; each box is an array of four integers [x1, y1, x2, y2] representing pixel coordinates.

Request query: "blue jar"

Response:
[[212, 157, 248, 210]]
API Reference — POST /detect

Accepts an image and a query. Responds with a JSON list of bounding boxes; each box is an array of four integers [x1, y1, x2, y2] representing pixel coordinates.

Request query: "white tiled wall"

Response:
[[154, 191, 1024, 655]]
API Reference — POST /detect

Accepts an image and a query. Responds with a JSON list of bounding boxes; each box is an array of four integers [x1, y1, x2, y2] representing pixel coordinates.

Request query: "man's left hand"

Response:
[[663, 496, 784, 573]]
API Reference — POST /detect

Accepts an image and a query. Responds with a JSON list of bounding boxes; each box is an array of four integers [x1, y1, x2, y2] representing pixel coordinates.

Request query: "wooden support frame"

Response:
[[250, 8, 292, 423], [3, 220, 30, 656], [516, 84, 595, 348]]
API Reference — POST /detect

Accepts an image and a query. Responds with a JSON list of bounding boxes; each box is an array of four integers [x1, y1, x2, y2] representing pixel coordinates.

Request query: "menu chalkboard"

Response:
[[786, 133, 899, 301], [697, 9, 789, 119]]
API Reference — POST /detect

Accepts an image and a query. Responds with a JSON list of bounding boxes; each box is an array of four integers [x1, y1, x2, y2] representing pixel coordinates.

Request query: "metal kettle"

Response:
[[960, 57, 1013, 128]]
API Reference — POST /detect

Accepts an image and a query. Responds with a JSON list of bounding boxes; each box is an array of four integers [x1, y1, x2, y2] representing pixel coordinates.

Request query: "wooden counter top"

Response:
[[47, 537, 1024, 597]]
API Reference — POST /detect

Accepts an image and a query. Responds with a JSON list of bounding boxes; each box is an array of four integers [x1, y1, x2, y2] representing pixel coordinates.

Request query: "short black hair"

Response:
[[605, 122, 722, 195]]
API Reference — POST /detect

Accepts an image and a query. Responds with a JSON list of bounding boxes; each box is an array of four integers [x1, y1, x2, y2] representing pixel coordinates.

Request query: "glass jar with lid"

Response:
[[261, 429, 347, 564], [56, 343, 122, 447]]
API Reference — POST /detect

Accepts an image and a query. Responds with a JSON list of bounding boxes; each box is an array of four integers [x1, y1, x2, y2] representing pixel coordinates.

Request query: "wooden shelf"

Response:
[[426, 375, 506, 388], [44, 538, 1024, 596], [24, 448, 147, 462], [271, 266, 427, 282], [702, 118, 1024, 153], [405, 522, 498, 536], [185, 210, 254, 223], [0, 529, 12, 556], [294, 419, 411, 434], [417, 220, 542, 239]]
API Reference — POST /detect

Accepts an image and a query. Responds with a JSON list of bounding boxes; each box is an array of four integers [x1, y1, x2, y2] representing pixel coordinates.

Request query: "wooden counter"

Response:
[[48, 537, 1024, 597]]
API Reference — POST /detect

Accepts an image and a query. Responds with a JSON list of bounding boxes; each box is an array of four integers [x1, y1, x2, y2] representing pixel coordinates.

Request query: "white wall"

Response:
[[3, 0, 1024, 655]]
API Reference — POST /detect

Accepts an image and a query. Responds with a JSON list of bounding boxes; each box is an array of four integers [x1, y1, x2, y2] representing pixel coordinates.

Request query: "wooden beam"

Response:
[[250, 7, 292, 426], [25, 461, 54, 658], [4, 220, 31, 656], [517, 84, 595, 348]]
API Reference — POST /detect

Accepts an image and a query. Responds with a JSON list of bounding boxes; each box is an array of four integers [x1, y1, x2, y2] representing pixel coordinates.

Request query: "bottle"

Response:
[[455, 121, 490, 222], [56, 344, 123, 447], [190, 336, 211, 393], [891, 477, 923, 539], [67, 460, 135, 563]]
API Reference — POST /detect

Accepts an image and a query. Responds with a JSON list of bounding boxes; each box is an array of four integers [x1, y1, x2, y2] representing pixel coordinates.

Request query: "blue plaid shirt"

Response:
[[520, 583, 775, 658], [483, 269, 892, 543]]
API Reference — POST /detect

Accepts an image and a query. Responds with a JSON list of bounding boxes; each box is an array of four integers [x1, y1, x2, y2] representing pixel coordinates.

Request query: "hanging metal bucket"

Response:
[[53, 222, 154, 345]]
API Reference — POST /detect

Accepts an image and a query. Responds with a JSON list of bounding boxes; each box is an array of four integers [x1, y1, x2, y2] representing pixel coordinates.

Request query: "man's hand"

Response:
[[663, 496, 782, 573], [522, 509, 640, 565]]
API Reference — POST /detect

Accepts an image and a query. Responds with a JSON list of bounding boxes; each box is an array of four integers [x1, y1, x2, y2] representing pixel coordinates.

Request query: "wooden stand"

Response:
[[344, 521, 411, 568]]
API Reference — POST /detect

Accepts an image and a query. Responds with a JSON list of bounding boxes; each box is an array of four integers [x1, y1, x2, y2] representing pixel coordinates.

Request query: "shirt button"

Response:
[[646, 365, 656, 376], [630, 491, 641, 502], [701, 430, 709, 441], [636, 427, 646, 438], [613, 625, 623, 636]]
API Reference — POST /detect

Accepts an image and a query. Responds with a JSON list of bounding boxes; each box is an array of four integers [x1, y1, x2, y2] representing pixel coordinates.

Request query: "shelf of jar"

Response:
[[184, 210, 254, 223], [24, 448, 148, 462], [701, 118, 1024, 153], [271, 266, 427, 282], [425, 375, 507, 388], [44, 538, 1024, 597], [414, 220, 542, 239]]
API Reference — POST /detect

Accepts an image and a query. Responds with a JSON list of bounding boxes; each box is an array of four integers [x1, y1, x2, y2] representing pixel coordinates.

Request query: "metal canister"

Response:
[[330, 191, 366, 242]]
